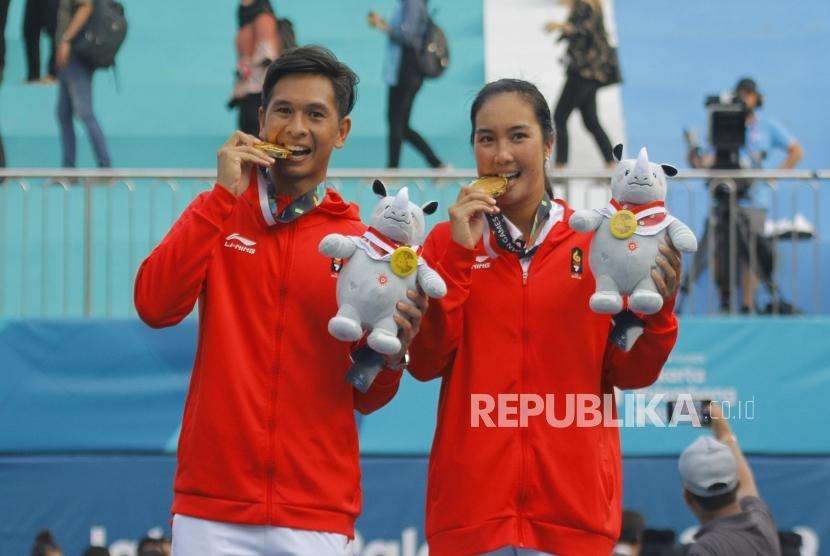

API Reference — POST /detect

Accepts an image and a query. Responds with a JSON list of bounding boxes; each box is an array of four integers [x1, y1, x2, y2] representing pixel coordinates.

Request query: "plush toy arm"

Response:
[[417, 262, 447, 299], [569, 209, 604, 232], [667, 220, 698, 253], [319, 233, 358, 258]]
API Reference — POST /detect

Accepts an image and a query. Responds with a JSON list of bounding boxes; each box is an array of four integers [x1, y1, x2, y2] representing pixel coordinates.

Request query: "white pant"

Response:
[[171, 514, 352, 556]]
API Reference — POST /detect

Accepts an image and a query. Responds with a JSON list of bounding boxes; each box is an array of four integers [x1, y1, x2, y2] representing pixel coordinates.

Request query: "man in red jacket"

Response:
[[134, 46, 426, 555]]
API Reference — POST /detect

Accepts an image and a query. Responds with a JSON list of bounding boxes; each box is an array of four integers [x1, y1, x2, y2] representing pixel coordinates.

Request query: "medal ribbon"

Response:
[[608, 199, 667, 220], [261, 167, 325, 223], [361, 227, 421, 258], [486, 192, 553, 258]]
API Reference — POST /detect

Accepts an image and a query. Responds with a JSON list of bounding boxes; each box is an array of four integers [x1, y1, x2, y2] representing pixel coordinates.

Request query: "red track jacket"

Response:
[[134, 170, 402, 537], [409, 202, 678, 556]]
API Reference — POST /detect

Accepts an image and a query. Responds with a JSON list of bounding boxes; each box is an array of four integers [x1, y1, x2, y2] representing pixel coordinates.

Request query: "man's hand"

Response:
[[386, 289, 429, 368], [448, 186, 499, 250], [216, 131, 275, 197], [652, 236, 683, 301], [56, 42, 71, 71], [709, 402, 733, 442]]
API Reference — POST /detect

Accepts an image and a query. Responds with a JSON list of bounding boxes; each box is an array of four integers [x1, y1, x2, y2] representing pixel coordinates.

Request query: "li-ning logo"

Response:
[[224, 233, 257, 255], [570, 247, 583, 278], [472, 255, 491, 270]]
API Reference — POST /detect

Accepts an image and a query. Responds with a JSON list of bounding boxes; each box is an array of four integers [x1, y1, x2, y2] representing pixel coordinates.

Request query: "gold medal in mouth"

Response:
[[469, 176, 509, 197], [254, 142, 292, 159]]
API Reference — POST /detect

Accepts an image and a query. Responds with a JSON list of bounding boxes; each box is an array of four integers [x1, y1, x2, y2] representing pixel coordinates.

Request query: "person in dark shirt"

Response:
[[544, 0, 617, 169], [678, 403, 781, 555]]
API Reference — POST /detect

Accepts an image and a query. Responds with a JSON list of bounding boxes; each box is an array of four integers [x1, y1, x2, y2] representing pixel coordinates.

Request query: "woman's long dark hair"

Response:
[[469, 79, 555, 197]]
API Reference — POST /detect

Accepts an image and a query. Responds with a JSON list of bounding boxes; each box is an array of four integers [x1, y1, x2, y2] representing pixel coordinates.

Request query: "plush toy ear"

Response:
[[372, 179, 388, 197], [612, 144, 624, 162], [421, 201, 439, 215], [661, 164, 678, 177]]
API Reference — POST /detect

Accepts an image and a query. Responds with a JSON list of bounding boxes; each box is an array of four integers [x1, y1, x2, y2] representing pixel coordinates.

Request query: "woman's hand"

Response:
[[448, 186, 499, 249], [543, 21, 564, 33], [386, 289, 429, 368], [652, 237, 683, 300]]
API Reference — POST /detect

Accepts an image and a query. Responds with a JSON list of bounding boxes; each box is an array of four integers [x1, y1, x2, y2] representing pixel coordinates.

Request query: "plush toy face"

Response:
[[369, 181, 438, 245], [611, 147, 677, 206]]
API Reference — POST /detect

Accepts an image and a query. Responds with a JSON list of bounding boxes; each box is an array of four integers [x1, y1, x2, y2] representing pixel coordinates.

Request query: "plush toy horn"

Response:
[[634, 147, 650, 177], [393, 187, 410, 209]]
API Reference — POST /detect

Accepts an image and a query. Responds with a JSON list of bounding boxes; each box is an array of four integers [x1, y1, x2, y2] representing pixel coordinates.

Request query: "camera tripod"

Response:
[[679, 178, 788, 314]]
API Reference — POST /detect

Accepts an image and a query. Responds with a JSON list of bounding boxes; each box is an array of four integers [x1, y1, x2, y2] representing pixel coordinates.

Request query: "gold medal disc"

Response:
[[610, 210, 638, 239], [390, 246, 419, 277], [470, 176, 508, 198], [254, 142, 292, 159]]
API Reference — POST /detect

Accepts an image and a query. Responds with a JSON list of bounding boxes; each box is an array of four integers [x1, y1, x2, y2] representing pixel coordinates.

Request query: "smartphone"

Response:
[[666, 399, 711, 426]]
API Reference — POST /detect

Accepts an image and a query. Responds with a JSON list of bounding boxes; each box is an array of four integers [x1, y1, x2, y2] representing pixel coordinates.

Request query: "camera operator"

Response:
[[686, 77, 803, 313], [688, 78, 803, 173]]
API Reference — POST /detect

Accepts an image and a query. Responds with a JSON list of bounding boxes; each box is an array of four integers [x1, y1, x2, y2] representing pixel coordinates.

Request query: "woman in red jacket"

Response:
[[408, 79, 682, 556]]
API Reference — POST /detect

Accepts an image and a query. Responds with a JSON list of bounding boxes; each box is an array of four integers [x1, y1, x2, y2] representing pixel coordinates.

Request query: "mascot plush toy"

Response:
[[319, 180, 447, 359], [569, 144, 697, 314]]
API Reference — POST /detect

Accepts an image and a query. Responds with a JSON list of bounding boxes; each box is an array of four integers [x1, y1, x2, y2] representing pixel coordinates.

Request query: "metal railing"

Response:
[[0, 168, 826, 317]]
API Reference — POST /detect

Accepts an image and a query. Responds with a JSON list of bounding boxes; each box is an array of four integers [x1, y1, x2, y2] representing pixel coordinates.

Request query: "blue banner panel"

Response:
[[0, 456, 826, 555]]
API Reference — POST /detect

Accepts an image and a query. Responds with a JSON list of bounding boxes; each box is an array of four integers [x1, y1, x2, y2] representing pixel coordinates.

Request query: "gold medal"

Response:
[[470, 176, 508, 198], [390, 246, 419, 277], [254, 142, 292, 159], [610, 210, 638, 239]]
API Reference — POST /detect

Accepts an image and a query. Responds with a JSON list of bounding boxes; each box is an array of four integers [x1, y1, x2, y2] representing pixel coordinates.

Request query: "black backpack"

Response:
[[416, 13, 449, 79], [72, 0, 128, 69]]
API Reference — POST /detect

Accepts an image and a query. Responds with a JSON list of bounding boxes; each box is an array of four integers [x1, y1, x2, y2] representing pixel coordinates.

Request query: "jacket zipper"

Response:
[[518, 257, 530, 546], [267, 221, 297, 522]]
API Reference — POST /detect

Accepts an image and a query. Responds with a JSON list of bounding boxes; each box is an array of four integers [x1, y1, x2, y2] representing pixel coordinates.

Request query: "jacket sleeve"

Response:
[[388, 0, 427, 49], [134, 184, 237, 328], [353, 369, 404, 415], [407, 228, 475, 382], [602, 296, 679, 390]]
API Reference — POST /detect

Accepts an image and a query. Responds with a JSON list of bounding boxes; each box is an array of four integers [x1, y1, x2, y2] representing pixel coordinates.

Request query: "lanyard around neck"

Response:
[[485, 192, 553, 258], [260, 167, 325, 224]]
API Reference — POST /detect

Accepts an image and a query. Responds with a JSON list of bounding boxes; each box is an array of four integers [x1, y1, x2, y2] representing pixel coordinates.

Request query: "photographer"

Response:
[[686, 77, 803, 313], [678, 403, 781, 555]]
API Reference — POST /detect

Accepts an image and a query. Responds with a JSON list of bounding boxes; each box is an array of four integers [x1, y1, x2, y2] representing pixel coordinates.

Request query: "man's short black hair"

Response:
[[689, 483, 739, 512], [261, 45, 359, 118]]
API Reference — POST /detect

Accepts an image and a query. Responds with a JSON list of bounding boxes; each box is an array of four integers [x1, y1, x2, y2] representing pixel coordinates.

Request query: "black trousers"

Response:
[[0, 0, 10, 76], [553, 72, 613, 165], [237, 93, 261, 136], [387, 51, 441, 168], [24, 0, 58, 80]]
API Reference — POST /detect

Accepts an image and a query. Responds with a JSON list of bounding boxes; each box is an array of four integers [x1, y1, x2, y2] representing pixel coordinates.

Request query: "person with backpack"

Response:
[[369, 0, 445, 169], [55, 0, 111, 167]]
